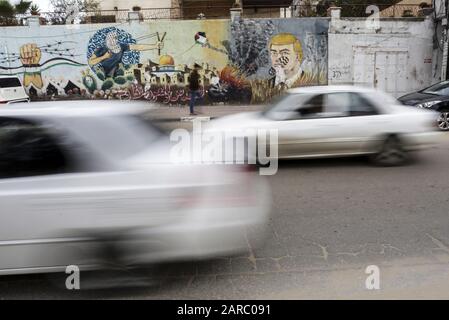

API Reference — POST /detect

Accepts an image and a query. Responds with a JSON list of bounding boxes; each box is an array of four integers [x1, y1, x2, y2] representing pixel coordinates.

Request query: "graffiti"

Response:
[[0, 18, 328, 105], [228, 18, 276, 77], [87, 27, 139, 77], [195, 31, 228, 55], [20, 43, 43, 89], [329, 65, 350, 80], [96, 82, 206, 105], [208, 65, 252, 104], [81, 69, 98, 94], [87, 27, 163, 93], [269, 33, 305, 88], [0, 40, 85, 95], [225, 18, 328, 102]]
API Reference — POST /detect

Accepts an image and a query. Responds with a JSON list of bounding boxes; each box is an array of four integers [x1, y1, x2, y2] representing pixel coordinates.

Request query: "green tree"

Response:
[[30, 4, 40, 15], [0, 0, 15, 17], [14, 0, 32, 14]]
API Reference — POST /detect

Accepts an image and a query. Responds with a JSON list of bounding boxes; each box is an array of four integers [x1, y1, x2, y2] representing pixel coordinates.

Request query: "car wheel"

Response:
[[437, 111, 449, 131], [371, 135, 407, 166]]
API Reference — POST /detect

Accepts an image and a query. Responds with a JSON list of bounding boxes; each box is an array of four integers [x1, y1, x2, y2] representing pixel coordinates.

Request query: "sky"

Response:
[[27, 0, 52, 11]]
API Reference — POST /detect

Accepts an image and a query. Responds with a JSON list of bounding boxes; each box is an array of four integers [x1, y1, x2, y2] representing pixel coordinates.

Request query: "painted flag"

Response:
[[195, 32, 208, 45]]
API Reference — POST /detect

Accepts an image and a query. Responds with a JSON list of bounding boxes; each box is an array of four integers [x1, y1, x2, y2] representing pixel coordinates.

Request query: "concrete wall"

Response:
[[0, 16, 328, 104], [1, 14, 436, 104], [328, 14, 435, 97]]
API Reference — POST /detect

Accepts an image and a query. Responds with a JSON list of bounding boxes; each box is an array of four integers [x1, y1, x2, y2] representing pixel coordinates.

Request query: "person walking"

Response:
[[188, 64, 201, 115]]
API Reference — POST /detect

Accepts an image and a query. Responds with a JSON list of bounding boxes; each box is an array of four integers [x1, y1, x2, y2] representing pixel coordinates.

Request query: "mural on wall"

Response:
[[226, 17, 328, 103], [0, 40, 86, 96], [87, 26, 162, 86], [0, 18, 328, 104], [82, 25, 227, 104]]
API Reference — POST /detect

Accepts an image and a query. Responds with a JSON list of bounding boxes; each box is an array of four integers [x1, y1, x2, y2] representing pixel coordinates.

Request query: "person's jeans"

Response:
[[189, 90, 200, 114]]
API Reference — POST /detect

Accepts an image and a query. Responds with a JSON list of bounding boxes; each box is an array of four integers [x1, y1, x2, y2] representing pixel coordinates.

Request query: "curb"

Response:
[[150, 116, 217, 122]]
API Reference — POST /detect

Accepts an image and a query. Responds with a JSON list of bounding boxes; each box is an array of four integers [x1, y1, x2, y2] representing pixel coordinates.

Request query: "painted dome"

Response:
[[159, 55, 175, 66]]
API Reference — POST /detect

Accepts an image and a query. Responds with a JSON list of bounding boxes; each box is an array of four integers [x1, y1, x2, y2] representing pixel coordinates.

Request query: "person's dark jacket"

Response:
[[189, 70, 200, 91]]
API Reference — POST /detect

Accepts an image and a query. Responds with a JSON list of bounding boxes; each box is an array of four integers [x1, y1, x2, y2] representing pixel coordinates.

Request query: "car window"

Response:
[[0, 77, 22, 88], [347, 93, 379, 116], [323, 93, 350, 117], [422, 81, 449, 96], [297, 94, 324, 118], [264, 93, 314, 120], [294, 93, 349, 119], [63, 114, 164, 161], [0, 118, 75, 179]]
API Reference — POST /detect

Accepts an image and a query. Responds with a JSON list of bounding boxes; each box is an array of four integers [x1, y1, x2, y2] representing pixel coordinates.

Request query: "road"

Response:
[[2, 135, 449, 299]]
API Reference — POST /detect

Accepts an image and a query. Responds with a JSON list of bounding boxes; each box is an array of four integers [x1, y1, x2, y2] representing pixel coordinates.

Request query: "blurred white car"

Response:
[[0, 101, 271, 275], [206, 86, 442, 166], [0, 76, 29, 104]]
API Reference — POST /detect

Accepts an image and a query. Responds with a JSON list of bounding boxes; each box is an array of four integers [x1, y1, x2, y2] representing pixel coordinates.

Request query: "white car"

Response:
[[206, 86, 442, 166], [0, 76, 29, 104], [0, 101, 271, 275]]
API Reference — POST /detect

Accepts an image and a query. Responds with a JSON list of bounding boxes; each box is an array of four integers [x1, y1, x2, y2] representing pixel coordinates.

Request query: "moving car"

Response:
[[206, 86, 441, 166], [398, 80, 449, 131], [0, 76, 29, 104], [0, 101, 271, 275]]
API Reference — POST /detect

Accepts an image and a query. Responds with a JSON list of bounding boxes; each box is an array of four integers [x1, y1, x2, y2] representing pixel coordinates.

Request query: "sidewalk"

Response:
[[146, 104, 266, 122]]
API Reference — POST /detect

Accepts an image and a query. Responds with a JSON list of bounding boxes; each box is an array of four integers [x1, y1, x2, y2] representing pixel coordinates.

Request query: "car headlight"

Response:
[[416, 101, 441, 108]]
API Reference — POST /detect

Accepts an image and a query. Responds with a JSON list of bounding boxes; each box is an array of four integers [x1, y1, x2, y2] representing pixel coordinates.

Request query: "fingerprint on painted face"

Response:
[[279, 56, 289, 67]]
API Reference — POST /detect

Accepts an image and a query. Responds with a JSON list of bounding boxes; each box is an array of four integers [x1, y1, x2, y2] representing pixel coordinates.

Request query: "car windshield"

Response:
[[363, 90, 399, 107], [422, 81, 449, 96], [263, 93, 314, 119], [66, 113, 165, 161], [0, 77, 21, 88]]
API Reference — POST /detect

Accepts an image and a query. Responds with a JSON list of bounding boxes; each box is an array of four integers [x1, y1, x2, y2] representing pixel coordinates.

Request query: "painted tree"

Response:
[[225, 18, 276, 78]]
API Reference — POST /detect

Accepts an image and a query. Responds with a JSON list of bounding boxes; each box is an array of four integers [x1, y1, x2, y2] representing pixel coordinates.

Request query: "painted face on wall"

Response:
[[105, 32, 121, 54], [85, 76, 94, 87], [270, 43, 299, 75]]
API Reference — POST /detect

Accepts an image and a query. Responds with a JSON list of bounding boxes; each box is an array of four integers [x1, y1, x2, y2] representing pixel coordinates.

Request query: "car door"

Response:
[[0, 117, 104, 273], [304, 92, 386, 155], [343, 92, 388, 153], [273, 93, 354, 158], [0, 116, 190, 274], [299, 92, 387, 155], [270, 94, 326, 158]]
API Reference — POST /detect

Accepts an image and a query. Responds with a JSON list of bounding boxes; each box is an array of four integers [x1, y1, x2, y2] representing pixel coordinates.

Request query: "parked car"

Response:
[[205, 86, 441, 166], [0, 75, 29, 104], [0, 101, 271, 275], [398, 80, 449, 131]]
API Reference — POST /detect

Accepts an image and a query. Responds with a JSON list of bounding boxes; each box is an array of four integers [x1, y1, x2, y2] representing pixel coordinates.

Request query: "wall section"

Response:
[[0, 17, 329, 104], [328, 17, 434, 97]]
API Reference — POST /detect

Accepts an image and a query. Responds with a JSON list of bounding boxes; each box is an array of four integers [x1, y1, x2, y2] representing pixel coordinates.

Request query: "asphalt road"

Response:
[[2, 135, 449, 299]]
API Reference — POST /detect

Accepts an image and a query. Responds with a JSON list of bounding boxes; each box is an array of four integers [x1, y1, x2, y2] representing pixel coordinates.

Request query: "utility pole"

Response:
[[442, 0, 449, 80]]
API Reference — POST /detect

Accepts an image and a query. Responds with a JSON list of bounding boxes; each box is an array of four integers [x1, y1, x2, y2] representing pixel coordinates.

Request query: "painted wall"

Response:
[[0, 17, 329, 104], [328, 15, 434, 97]]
